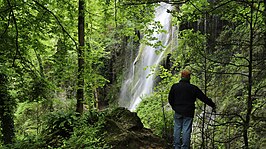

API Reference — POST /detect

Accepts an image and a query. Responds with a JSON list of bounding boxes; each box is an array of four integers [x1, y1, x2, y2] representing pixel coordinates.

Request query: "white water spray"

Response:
[[119, 3, 173, 111]]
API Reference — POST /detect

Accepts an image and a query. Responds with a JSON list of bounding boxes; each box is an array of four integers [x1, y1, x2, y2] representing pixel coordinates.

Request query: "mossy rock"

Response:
[[105, 107, 143, 130], [103, 107, 167, 149]]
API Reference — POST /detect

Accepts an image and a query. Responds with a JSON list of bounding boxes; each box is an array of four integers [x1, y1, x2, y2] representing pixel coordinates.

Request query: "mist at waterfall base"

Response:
[[119, 3, 173, 111]]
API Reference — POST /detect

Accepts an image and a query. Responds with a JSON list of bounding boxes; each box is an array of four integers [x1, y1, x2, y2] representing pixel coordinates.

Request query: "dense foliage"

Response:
[[0, 0, 155, 147], [0, 0, 265, 148], [136, 0, 266, 148]]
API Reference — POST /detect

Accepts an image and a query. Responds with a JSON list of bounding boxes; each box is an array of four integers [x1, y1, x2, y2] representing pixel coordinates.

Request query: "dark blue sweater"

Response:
[[168, 79, 216, 117]]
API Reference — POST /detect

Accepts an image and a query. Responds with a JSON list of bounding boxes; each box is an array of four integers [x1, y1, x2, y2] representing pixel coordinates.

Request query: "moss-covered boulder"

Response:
[[103, 107, 167, 149]]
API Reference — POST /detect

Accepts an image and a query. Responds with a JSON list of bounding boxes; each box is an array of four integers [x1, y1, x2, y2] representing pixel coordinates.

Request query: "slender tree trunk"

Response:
[[201, 12, 208, 149], [115, 0, 117, 28], [263, 0, 266, 50], [94, 88, 99, 109], [76, 0, 85, 114], [243, 1, 254, 148]]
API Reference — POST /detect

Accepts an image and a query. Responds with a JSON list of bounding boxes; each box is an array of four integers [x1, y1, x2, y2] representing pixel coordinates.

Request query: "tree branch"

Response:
[[210, 58, 248, 67], [251, 101, 266, 116], [214, 134, 242, 144], [253, 59, 266, 67], [7, 0, 19, 66], [196, 47, 249, 68], [208, 0, 235, 13], [209, 71, 249, 77], [252, 0, 262, 29], [254, 84, 266, 96], [32, 0, 78, 50], [216, 39, 250, 46], [210, 121, 243, 127], [188, 0, 204, 13], [232, 54, 250, 63], [206, 112, 246, 122], [236, 0, 265, 14]]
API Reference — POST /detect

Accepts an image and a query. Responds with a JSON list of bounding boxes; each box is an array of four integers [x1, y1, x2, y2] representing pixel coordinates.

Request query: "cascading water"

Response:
[[119, 3, 173, 111]]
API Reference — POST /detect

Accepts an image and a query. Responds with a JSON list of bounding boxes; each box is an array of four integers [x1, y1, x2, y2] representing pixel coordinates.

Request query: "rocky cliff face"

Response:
[[103, 107, 167, 149]]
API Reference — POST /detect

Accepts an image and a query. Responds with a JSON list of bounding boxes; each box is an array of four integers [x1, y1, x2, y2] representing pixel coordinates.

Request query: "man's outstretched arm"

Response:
[[196, 86, 216, 109]]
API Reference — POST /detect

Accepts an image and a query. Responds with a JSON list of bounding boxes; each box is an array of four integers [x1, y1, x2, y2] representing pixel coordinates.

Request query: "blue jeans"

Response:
[[173, 113, 193, 149]]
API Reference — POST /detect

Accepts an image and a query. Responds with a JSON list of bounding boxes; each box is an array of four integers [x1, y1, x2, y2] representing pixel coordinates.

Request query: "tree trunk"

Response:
[[263, 0, 266, 51], [76, 0, 85, 114], [201, 12, 208, 149], [0, 73, 15, 144], [243, 1, 254, 148]]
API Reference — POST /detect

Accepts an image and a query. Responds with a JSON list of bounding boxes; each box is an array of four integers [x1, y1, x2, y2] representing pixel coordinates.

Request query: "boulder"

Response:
[[104, 107, 167, 149]]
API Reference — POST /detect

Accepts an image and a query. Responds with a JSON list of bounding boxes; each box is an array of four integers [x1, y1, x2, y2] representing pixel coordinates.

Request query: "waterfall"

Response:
[[119, 3, 173, 111]]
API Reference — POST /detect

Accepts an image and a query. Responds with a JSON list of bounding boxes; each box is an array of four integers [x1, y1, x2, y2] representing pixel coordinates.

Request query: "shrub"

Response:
[[136, 93, 174, 141]]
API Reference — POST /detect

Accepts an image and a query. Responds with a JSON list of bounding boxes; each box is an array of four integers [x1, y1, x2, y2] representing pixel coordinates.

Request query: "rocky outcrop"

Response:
[[104, 107, 167, 149]]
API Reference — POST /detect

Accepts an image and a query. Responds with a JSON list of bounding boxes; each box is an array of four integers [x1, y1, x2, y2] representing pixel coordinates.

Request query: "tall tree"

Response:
[[244, 1, 254, 148], [76, 0, 85, 114]]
